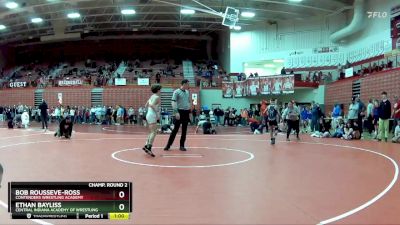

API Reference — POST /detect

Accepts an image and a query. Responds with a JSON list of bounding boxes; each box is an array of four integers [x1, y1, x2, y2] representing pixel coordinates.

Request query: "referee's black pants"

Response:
[[167, 110, 190, 148]]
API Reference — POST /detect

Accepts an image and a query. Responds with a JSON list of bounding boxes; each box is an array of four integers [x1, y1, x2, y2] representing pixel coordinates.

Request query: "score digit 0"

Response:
[[119, 191, 125, 199]]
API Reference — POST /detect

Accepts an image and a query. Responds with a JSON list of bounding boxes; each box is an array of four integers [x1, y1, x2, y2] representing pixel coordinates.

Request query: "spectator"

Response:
[[310, 101, 321, 132], [378, 91, 391, 142], [393, 124, 400, 143], [332, 117, 345, 138], [366, 99, 374, 135], [331, 103, 342, 129], [342, 121, 354, 140], [155, 72, 161, 84], [281, 67, 286, 75], [355, 96, 366, 136], [348, 97, 359, 123], [393, 95, 400, 134], [213, 106, 224, 126]]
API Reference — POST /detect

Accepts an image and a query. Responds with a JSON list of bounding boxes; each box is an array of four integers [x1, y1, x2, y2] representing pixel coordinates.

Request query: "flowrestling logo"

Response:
[[367, 11, 388, 18]]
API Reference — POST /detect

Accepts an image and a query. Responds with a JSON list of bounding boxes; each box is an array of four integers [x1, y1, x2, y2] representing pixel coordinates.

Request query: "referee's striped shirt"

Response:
[[172, 89, 191, 110]]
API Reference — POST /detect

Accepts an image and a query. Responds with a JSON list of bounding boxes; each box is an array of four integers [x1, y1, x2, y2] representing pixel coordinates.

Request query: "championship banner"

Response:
[[259, 77, 272, 95], [58, 79, 83, 87], [221, 75, 294, 96], [234, 80, 246, 98], [282, 75, 295, 94], [246, 78, 260, 96], [222, 81, 234, 98]]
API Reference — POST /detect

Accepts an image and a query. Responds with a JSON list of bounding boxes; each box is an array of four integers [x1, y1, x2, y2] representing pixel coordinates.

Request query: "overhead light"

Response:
[[191, 28, 197, 32], [121, 9, 136, 15], [241, 12, 255, 18], [67, 13, 81, 19], [233, 26, 241, 30], [181, 9, 195, 14], [0, 25, 6, 30], [289, 0, 303, 2], [31, 18, 43, 23], [5, 2, 18, 9], [132, 28, 139, 31], [264, 64, 275, 68], [273, 59, 284, 63]]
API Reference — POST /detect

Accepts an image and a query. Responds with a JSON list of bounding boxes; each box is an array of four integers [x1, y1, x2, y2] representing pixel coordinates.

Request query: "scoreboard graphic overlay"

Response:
[[8, 182, 132, 220]]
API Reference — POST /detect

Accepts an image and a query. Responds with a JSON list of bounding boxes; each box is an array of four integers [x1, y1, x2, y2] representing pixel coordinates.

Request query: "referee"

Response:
[[164, 79, 191, 151]]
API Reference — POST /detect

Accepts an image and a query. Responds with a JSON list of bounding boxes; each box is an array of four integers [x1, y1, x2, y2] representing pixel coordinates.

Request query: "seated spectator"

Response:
[[342, 121, 354, 140], [195, 112, 207, 134], [392, 124, 400, 143], [342, 121, 360, 140], [311, 117, 331, 138], [160, 124, 174, 134], [248, 117, 264, 134], [332, 117, 345, 138]]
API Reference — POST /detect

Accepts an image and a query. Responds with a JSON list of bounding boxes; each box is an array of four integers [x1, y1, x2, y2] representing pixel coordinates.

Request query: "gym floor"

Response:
[[0, 124, 399, 225]]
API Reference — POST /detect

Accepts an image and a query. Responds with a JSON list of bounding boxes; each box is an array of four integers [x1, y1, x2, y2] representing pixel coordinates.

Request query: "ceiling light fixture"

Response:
[[5, 2, 18, 9], [67, 12, 81, 19], [31, 18, 43, 23], [0, 25, 6, 30], [241, 12, 255, 18], [273, 59, 284, 63], [180, 9, 195, 14], [264, 64, 275, 68], [121, 9, 136, 15], [288, 0, 303, 2]]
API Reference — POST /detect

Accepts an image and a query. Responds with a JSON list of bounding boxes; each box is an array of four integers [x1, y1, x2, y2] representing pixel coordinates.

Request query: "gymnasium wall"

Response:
[[0, 88, 35, 106], [325, 68, 400, 114], [0, 86, 200, 109], [360, 69, 400, 103], [43, 87, 92, 107], [200, 86, 325, 110]]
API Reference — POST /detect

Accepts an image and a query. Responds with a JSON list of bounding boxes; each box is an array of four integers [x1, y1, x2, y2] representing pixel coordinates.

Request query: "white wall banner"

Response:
[[115, 78, 126, 86], [137, 78, 150, 86], [9, 82, 27, 88]]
